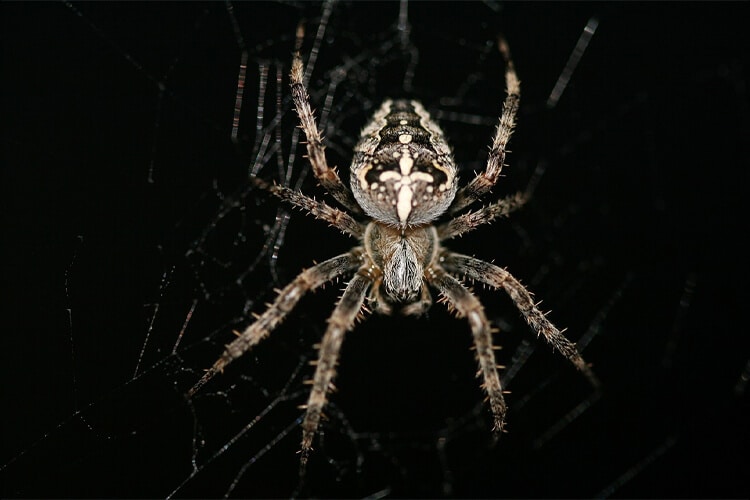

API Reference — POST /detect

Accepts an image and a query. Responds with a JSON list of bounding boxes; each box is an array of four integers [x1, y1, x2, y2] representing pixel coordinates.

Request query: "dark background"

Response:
[[3, 2, 748, 498]]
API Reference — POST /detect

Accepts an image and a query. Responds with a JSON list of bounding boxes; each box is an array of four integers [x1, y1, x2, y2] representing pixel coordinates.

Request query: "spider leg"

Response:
[[439, 162, 545, 240], [252, 177, 365, 238], [441, 252, 601, 389], [451, 37, 520, 214], [188, 250, 364, 397], [439, 191, 527, 240], [426, 266, 508, 434], [290, 49, 363, 214], [299, 269, 372, 471]]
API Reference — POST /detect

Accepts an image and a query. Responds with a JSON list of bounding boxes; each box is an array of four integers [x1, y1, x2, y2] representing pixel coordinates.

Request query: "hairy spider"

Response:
[[189, 35, 599, 470]]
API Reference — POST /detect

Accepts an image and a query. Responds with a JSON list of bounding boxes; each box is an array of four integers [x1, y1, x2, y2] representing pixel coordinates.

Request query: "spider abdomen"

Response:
[[350, 99, 458, 227]]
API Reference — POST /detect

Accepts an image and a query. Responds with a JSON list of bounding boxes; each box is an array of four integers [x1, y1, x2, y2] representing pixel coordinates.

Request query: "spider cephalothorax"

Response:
[[189, 32, 599, 472]]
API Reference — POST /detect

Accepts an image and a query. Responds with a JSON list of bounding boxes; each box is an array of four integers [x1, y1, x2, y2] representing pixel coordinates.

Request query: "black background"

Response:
[[3, 2, 748, 498]]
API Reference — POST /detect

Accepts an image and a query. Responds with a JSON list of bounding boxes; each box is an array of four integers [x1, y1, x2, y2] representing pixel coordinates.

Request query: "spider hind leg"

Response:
[[451, 36, 521, 214], [289, 37, 363, 214]]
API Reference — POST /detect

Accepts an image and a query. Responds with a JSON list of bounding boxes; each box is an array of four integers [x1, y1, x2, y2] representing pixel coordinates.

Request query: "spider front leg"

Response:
[[188, 250, 364, 397], [290, 49, 362, 214], [451, 37, 520, 214], [299, 268, 372, 472], [441, 252, 600, 389], [426, 266, 508, 433]]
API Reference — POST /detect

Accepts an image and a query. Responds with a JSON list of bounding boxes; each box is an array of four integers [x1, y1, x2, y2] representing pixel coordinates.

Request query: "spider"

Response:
[[189, 34, 599, 470]]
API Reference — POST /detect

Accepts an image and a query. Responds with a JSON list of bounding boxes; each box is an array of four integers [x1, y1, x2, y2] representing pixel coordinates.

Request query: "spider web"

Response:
[[3, 2, 748, 498]]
